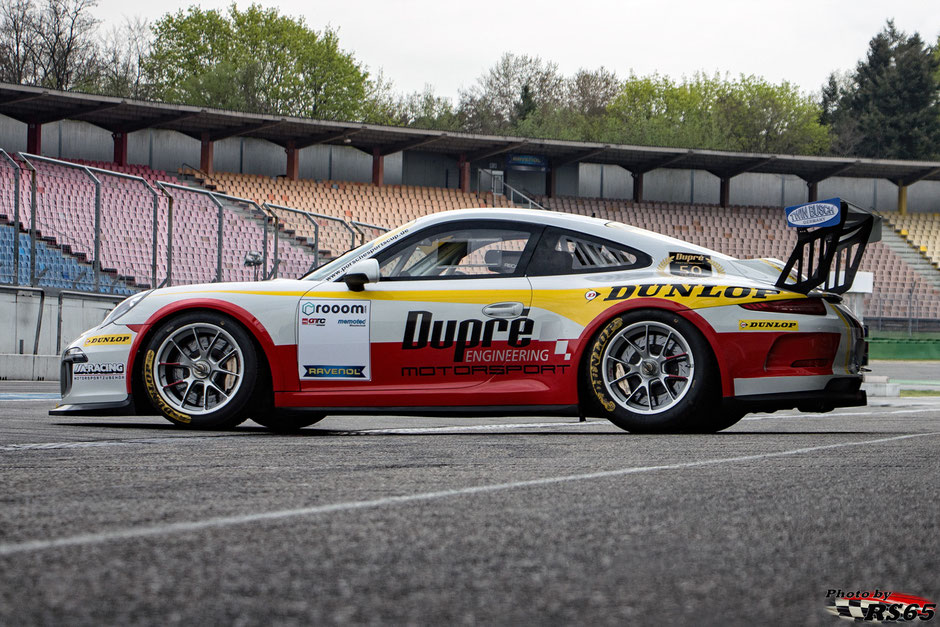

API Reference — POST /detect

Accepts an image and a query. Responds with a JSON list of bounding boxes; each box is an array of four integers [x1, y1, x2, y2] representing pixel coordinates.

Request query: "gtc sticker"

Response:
[[738, 320, 799, 331], [83, 334, 132, 346]]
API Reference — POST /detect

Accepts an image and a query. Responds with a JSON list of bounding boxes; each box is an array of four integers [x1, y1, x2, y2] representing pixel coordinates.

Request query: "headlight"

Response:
[[102, 290, 152, 326]]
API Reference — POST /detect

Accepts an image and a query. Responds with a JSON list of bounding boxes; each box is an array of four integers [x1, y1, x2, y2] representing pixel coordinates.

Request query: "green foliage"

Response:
[[144, 3, 368, 119], [824, 21, 940, 160], [606, 73, 828, 154]]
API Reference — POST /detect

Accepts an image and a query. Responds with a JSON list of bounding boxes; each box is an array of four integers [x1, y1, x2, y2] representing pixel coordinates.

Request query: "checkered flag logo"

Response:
[[826, 598, 883, 621]]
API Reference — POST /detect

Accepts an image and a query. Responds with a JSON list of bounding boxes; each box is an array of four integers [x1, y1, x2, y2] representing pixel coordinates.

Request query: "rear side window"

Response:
[[527, 227, 651, 275]]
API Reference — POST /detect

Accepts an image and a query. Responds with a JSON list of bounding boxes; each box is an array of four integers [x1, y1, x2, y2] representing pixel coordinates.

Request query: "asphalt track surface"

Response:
[[1, 391, 938, 625]]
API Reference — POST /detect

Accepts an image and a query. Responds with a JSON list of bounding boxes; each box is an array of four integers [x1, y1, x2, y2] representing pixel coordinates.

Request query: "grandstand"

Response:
[[186, 168, 495, 258], [887, 212, 940, 268], [1, 81, 939, 331], [538, 196, 940, 321], [0, 158, 319, 291], [4, 153, 940, 323]]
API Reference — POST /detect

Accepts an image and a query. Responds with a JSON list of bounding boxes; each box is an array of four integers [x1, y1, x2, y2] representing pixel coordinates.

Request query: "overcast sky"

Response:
[[94, 0, 939, 101]]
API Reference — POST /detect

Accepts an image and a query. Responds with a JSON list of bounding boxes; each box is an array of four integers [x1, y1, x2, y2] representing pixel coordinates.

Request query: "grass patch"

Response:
[[900, 389, 940, 397]]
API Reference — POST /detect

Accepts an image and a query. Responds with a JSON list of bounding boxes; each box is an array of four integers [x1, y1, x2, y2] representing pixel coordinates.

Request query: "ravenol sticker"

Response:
[[303, 365, 367, 378], [739, 320, 799, 331], [83, 334, 132, 346], [785, 198, 841, 228]]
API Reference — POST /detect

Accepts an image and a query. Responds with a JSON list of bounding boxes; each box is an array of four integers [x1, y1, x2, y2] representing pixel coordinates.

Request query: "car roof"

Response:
[[410, 207, 733, 260]]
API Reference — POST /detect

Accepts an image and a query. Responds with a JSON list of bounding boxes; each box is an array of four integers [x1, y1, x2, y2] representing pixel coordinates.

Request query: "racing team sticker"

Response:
[[297, 300, 371, 380], [657, 252, 725, 277]]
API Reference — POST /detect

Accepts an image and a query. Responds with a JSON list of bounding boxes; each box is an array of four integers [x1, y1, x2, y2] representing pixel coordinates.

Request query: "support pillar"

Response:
[[807, 181, 818, 202], [27, 123, 41, 154], [112, 131, 128, 166], [632, 172, 644, 203], [200, 132, 214, 175], [546, 162, 556, 198], [898, 184, 908, 216], [719, 177, 730, 208], [371, 147, 384, 186], [285, 140, 299, 181], [458, 154, 470, 194]]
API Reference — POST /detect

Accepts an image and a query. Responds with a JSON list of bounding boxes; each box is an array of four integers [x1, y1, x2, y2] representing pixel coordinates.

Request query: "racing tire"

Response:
[[683, 410, 745, 433], [585, 309, 717, 433], [142, 312, 257, 429], [253, 411, 326, 433]]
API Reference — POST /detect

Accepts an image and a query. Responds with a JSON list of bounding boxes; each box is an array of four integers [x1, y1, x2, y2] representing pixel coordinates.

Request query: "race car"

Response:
[[52, 199, 880, 433]]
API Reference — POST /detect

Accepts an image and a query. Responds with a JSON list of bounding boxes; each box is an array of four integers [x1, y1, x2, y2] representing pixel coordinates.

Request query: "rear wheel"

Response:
[[142, 312, 257, 429], [586, 309, 717, 433]]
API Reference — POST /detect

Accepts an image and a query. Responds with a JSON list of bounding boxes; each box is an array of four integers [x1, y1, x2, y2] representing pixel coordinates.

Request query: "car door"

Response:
[[297, 220, 540, 404]]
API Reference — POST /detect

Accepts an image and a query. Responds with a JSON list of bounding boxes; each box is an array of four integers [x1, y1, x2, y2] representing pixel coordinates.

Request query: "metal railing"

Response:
[[865, 289, 940, 334], [476, 168, 547, 211], [350, 220, 389, 246]]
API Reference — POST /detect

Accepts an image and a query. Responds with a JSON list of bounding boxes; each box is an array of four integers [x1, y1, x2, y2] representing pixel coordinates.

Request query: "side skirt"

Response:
[[272, 404, 581, 418]]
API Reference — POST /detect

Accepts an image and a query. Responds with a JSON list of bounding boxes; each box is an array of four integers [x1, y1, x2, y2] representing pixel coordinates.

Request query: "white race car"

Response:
[[52, 201, 879, 433]]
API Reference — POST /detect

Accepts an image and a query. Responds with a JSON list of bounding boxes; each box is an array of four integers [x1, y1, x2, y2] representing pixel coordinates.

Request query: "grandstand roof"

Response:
[[3, 82, 940, 185]]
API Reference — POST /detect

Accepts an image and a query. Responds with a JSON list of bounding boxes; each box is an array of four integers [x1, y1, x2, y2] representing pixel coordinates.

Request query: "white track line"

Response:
[[0, 431, 936, 557], [0, 422, 604, 451], [743, 408, 937, 421]]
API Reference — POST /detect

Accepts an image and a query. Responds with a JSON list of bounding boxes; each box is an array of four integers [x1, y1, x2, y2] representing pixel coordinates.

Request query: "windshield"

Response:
[[302, 219, 417, 281], [303, 243, 373, 281]]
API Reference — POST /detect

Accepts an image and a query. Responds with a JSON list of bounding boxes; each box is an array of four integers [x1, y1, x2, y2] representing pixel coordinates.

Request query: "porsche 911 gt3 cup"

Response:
[[52, 199, 880, 433]]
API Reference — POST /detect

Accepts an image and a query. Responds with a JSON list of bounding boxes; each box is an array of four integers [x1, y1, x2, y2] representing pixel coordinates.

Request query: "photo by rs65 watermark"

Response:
[[825, 589, 935, 622]]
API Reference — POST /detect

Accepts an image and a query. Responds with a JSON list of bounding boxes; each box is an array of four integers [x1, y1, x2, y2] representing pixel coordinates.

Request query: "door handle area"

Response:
[[482, 302, 524, 319]]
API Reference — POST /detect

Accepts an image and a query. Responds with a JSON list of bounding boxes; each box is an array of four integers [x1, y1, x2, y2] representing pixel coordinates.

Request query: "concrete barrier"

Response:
[[0, 354, 60, 381]]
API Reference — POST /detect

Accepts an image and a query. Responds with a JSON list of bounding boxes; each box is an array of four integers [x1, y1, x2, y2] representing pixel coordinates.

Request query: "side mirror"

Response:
[[343, 258, 380, 292]]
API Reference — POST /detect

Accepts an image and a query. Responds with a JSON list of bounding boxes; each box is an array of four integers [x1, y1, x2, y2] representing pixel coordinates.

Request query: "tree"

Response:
[[458, 53, 564, 134], [0, 0, 100, 90], [87, 17, 151, 98], [606, 73, 729, 149], [34, 0, 101, 90], [385, 85, 460, 131], [606, 73, 829, 154], [715, 76, 830, 154], [567, 66, 621, 116], [825, 21, 940, 160], [144, 4, 369, 120], [0, 0, 40, 84]]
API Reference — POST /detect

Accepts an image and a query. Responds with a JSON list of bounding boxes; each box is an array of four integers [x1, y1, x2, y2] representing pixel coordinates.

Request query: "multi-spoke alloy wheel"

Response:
[[602, 321, 694, 414], [142, 313, 257, 429], [586, 310, 716, 433], [153, 323, 244, 416]]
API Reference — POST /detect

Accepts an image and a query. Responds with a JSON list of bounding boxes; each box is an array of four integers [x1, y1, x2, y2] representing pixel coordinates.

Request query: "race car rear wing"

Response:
[[775, 198, 882, 295]]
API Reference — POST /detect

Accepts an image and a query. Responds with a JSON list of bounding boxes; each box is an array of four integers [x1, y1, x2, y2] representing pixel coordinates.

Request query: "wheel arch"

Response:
[[573, 299, 733, 411], [126, 299, 286, 401]]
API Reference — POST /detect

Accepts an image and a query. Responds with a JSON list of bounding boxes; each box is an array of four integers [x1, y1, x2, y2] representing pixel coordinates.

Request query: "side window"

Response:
[[377, 223, 534, 280], [528, 227, 650, 275]]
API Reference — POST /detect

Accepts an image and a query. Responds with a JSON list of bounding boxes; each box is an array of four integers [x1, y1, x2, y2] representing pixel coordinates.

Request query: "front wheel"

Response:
[[142, 312, 258, 429], [253, 411, 326, 433], [585, 309, 717, 433]]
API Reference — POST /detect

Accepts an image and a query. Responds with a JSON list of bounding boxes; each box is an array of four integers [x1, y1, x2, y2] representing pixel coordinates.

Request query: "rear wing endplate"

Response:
[[775, 198, 882, 295]]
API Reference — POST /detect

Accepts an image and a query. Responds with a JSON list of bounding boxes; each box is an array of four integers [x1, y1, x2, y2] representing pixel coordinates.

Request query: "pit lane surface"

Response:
[[1, 390, 938, 625]]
